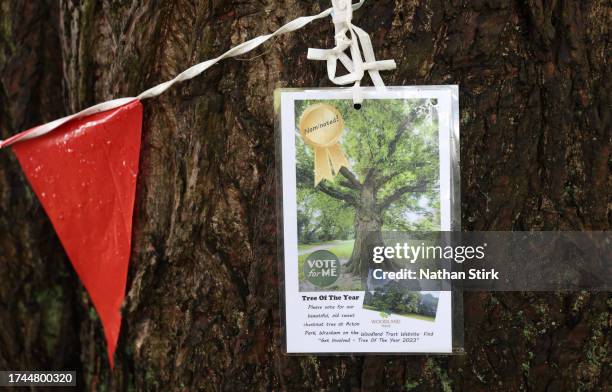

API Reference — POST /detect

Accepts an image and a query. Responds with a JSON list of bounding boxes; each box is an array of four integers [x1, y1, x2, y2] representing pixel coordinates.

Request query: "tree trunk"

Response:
[[346, 182, 382, 281], [0, 0, 609, 391], [346, 208, 382, 282]]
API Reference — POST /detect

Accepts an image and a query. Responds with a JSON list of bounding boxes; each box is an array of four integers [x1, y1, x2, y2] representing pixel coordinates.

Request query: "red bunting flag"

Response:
[[9, 100, 143, 366]]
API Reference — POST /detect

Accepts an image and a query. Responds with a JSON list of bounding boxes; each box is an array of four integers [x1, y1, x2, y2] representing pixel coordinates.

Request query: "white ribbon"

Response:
[[0, 0, 394, 148], [308, 0, 396, 106]]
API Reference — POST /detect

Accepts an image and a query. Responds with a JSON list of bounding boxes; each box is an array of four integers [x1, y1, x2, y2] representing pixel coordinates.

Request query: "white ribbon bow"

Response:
[[307, 0, 396, 106]]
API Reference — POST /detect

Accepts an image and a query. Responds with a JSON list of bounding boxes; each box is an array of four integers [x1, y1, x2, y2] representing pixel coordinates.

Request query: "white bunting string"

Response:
[[0, 0, 394, 148], [307, 0, 396, 106]]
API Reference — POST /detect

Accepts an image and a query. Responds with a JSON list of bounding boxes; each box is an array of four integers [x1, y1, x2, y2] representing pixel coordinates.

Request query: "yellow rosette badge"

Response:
[[299, 104, 350, 186]]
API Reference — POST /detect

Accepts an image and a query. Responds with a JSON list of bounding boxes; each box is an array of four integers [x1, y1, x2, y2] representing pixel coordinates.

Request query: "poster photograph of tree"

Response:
[[295, 98, 441, 292]]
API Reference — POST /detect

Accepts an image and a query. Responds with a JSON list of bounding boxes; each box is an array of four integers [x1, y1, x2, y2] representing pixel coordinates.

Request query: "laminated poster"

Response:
[[276, 87, 460, 354]]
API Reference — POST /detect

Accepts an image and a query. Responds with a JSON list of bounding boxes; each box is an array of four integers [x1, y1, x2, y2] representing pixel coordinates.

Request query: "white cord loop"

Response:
[[307, 0, 396, 105], [0, 0, 395, 148]]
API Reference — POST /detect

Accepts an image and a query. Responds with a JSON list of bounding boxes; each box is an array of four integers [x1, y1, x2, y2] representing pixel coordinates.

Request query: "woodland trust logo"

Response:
[[299, 103, 350, 186], [303, 250, 340, 287]]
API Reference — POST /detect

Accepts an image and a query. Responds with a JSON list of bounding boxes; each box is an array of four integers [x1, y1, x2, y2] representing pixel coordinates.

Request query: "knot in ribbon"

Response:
[[307, 0, 397, 105]]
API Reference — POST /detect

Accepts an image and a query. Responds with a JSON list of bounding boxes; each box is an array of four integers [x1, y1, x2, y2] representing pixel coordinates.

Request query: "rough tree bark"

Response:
[[0, 0, 609, 391], [347, 182, 382, 280]]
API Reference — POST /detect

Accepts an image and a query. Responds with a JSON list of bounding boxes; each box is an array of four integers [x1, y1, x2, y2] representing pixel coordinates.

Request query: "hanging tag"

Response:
[[275, 86, 463, 355]]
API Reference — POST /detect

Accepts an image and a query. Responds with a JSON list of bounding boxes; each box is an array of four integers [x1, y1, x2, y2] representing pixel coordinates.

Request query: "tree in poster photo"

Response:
[[296, 99, 439, 283]]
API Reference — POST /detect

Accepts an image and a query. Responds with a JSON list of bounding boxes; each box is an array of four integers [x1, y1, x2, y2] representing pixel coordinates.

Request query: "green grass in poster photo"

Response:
[[296, 98, 441, 292]]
